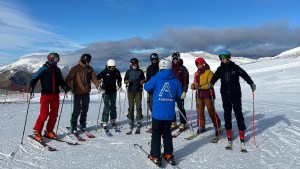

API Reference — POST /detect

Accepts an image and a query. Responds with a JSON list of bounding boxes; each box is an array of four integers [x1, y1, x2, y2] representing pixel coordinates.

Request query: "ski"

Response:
[[133, 144, 163, 168], [210, 128, 224, 143], [114, 126, 121, 132], [240, 142, 247, 153], [170, 126, 179, 132], [184, 126, 214, 140], [51, 138, 79, 145], [28, 135, 56, 151], [66, 127, 86, 142], [172, 128, 185, 138], [145, 128, 152, 133], [77, 125, 96, 138], [105, 128, 113, 137], [225, 141, 233, 150], [126, 127, 134, 135]]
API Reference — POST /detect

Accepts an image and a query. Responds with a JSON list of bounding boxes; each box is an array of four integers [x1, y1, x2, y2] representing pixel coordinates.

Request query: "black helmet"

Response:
[[81, 53, 92, 64], [149, 53, 159, 61], [172, 52, 180, 58], [47, 53, 60, 63], [130, 58, 139, 64]]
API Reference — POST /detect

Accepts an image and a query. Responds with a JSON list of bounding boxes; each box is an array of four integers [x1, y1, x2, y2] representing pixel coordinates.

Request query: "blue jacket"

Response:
[[144, 69, 182, 120]]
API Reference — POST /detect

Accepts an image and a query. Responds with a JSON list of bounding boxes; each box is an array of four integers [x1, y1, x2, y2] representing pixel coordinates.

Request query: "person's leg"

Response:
[[102, 93, 110, 124], [46, 94, 60, 131], [205, 98, 221, 128], [127, 92, 135, 125], [162, 120, 173, 155], [135, 92, 143, 123], [150, 118, 162, 158], [222, 97, 233, 139], [79, 94, 90, 128], [33, 95, 50, 133], [232, 97, 246, 141], [109, 92, 117, 121]]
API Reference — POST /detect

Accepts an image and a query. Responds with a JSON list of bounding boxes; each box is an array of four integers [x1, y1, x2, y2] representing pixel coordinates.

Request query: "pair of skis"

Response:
[[225, 140, 248, 152], [66, 127, 95, 141], [126, 125, 141, 135]]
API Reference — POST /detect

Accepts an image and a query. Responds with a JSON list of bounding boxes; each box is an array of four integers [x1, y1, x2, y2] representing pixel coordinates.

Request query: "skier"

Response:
[[28, 53, 68, 141], [145, 53, 160, 132], [190, 57, 221, 135], [171, 52, 189, 131], [97, 59, 122, 130], [65, 54, 100, 134], [208, 49, 256, 148], [124, 58, 145, 130], [144, 59, 182, 166]]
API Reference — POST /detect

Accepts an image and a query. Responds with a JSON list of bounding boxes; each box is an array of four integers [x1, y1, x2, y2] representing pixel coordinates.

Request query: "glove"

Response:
[[124, 80, 129, 84], [181, 92, 186, 100], [140, 79, 145, 85], [98, 88, 105, 94], [208, 82, 213, 89], [64, 86, 71, 94], [195, 84, 201, 90], [190, 84, 195, 90], [28, 87, 34, 99], [117, 87, 122, 92], [250, 83, 256, 92]]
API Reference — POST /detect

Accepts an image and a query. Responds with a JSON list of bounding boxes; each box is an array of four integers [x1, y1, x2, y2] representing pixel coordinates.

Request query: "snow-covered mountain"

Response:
[[0, 47, 299, 91]]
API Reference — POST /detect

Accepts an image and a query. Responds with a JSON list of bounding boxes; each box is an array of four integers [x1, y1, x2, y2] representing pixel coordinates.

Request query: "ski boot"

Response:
[[197, 126, 206, 134], [44, 130, 56, 139], [178, 123, 185, 132], [148, 155, 162, 167], [170, 122, 177, 131], [162, 153, 176, 165], [33, 131, 43, 142]]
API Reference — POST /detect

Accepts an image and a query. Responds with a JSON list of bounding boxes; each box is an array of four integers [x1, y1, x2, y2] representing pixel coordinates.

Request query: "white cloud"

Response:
[[0, 1, 82, 52]]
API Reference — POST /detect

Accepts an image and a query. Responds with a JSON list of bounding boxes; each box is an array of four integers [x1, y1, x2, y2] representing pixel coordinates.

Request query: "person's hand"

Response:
[[124, 80, 129, 84], [140, 79, 145, 85], [251, 83, 256, 92], [208, 82, 213, 89], [117, 87, 122, 92], [181, 92, 186, 100], [98, 88, 105, 94], [64, 86, 71, 94], [190, 84, 195, 90]]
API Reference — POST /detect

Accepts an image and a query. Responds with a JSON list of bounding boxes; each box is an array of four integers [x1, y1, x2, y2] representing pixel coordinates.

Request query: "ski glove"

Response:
[[28, 87, 34, 99], [117, 87, 122, 92], [250, 83, 256, 92], [208, 82, 213, 89], [181, 92, 186, 100]]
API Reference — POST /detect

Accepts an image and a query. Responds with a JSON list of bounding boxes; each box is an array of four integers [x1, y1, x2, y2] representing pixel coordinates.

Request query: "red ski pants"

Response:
[[33, 94, 59, 133]]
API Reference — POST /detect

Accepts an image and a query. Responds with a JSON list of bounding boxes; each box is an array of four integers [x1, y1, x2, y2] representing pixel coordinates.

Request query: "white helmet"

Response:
[[107, 59, 116, 66], [159, 59, 172, 70]]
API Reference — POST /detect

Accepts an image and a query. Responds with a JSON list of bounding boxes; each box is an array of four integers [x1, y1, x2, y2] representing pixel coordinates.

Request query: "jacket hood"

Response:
[[157, 69, 176, 79]]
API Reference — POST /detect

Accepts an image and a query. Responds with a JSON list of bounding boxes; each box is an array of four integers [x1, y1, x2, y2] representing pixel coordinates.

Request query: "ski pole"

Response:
[[252, 91, 257, 147], [121, 86, 128, 128], [96, 93, 103, 125], [55, 93, 66, 134], [118, 91, 121, 124], [146, 94, 150, 127], [21, 92, 33, 144], [176, 102, 194, 132], [210, 89, 220, 143], [189, 89, 194, 129]]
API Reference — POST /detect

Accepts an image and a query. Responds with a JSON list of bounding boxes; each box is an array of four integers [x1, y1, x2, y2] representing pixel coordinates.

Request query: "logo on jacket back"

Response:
[[158, 82, 174, 102]]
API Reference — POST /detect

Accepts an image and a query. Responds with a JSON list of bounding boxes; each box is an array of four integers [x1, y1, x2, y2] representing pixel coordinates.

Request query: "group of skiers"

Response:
[[28, 50, 256, 166]]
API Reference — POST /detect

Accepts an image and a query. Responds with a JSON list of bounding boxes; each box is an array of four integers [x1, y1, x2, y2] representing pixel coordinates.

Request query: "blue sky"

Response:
[[1, 0, 300, 66]]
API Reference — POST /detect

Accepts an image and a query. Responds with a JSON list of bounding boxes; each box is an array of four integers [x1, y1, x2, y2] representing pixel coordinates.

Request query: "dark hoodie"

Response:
[[172, 59, 189, 92], [97, 67, 122, 94]]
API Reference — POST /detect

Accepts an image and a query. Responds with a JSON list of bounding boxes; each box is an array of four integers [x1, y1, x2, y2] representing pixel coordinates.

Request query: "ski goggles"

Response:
[[218, 54, 229, 60]]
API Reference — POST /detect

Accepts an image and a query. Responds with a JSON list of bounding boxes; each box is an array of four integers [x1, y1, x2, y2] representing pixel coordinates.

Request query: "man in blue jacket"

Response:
[[144, 59, 182, 167]]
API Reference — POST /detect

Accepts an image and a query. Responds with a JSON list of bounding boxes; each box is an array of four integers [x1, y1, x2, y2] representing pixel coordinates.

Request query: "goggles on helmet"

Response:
[[219, 54, 229, 60]]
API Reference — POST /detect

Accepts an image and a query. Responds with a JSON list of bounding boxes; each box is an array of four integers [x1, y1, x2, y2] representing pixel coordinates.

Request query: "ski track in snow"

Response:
[[0, 54, 300, 168]]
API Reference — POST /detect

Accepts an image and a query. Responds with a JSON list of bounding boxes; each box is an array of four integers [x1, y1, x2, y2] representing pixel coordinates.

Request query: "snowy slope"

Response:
[[0, 51, 300, 169]]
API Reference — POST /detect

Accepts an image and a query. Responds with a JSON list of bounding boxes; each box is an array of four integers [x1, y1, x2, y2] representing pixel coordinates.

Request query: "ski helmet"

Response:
[[149, 53, 159, 61], [130, 58, 139, 64], [159, 59, 172, 70], [172, 52, 180, 58], [47, 53, 60, 63], [81, 53, 92, 64], [195, 57, 204, 66], [107, 59, 116, 67], [218, 49, 231, 60]]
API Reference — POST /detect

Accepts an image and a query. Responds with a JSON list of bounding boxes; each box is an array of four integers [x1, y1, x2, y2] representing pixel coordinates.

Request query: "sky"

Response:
[[0, 0, 300, 66]]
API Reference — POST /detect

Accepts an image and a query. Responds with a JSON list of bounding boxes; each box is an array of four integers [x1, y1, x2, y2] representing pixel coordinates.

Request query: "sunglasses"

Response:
[[173, 57, 180, 61], [108, 66, 115, 69]]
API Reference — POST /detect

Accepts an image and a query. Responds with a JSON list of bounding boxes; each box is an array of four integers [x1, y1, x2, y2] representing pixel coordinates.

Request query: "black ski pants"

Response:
[[151, 118, 173, 158], [222, 96, 246, 131], [70, 93, 90, 129]]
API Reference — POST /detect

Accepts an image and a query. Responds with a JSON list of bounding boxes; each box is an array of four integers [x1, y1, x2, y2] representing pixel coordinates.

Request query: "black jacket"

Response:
[[210, 61, 254, 99], [146, 63, 159, 94], [97, 67, 122, 94], [29, 61, 66, 95], [124, 67, 145, 93]]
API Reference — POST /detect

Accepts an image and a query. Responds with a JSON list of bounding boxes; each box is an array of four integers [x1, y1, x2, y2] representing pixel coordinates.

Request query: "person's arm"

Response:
[[91, 68, 100, 89], [201, 70, 214, 90], [237, 65, 254, 85], [181, 66, 189, 92], [144, 75, 156, 92], [29, 66, 46, 90], [210, 67, 220, 85], [116, 70, 122, 88], [65, 67, 76, 89]]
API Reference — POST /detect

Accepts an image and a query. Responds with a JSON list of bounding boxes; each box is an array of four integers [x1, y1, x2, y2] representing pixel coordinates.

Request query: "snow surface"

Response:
[[0, 51, 300, 169]]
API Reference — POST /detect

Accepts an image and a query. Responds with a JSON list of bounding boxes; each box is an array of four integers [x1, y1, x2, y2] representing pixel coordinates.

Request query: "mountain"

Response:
[[0, 47, 299, 91]]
